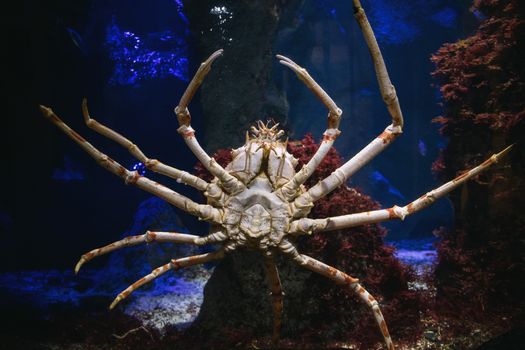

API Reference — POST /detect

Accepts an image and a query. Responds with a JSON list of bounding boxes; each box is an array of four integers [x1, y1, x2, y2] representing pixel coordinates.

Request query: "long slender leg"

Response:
[[40, 106, 223, 223], [352, 0, 403, 129], [81, 99, 211, 192], [110, 250, 225, 309], [274, 55, 342, 200], [278, 239, 394, 350], [75, 230, 228, 273], [305, 258, 394, 350], [174, 49, 245, 195], [289, 1, 406, 214], [263, 255, 284, 345], [290, 145, 513, 234], [291, 124, 402, 217]]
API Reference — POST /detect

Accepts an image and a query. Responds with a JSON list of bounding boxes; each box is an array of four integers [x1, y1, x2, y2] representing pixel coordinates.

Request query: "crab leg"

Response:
[[287, 1, 406, 213], [109, 250, 225, 309], [352, 0, 403, 129], [275, 55, 342, 200], [290, 145, 513, 234], [303, 257, 395, 350], [81, 99, 210, 192], [40, 106, 222, 223], [174, 49, 245, 195], [279, 240, 394, 350], [264, 255, 284, 345], [74, 230, 228, 274], [291, 124, 402, 217]]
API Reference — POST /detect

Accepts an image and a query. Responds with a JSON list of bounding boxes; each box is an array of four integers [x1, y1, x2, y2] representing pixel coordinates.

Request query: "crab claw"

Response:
[[74, 256, 87, 274], [109, 295, 123, 310], [494, 144, 514, 160]]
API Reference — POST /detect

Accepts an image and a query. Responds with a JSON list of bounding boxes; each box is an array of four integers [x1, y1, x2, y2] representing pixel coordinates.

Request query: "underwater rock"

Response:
[[121, 268, 211, 333], [183, 0, 302, 151], [94, 197, 202, 292], [192, 250, 316, 340], [89, 196, 211, 333]]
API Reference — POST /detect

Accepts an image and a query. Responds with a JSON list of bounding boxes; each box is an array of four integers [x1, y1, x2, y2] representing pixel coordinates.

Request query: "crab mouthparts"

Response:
[[239, 204, 272, 239]]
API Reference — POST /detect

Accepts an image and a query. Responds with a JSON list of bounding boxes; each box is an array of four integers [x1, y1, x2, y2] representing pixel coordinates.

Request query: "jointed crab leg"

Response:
[[174, 49, 245, 195], [109, 250, 225, 309], [352, 0, 403, 129], [290, 145, 513, 234], [287, 0, 407, 213], [40, 106, 222, 223], [276, 55, 342, 129], [300, 255, 394, 350], [276, 55, 342, 200], [279, 240, 394, 350], [264, 255, 284, 344], [74, 230, 228, 274], [288, 1, 407, 213], [81, 99, 210, 192], [291, 124, 402, 217]]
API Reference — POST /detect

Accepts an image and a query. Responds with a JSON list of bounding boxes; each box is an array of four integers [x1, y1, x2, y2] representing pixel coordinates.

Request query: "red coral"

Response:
[[287, 133, 343, 186], [431, 150, 446, 175], [431, 0, 525, 134], [193, 148, 232, 182]]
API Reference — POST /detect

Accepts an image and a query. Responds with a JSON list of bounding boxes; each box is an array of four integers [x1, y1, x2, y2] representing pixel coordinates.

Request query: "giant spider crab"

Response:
[[40, 2, 511, 349]]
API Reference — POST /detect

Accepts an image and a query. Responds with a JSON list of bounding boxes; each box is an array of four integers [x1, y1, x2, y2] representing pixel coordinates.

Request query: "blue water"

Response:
[[389, 237, 438, 275]]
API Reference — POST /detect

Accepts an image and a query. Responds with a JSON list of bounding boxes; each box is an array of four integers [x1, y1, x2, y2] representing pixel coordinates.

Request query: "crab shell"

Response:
[[213, 131, 302, 251]]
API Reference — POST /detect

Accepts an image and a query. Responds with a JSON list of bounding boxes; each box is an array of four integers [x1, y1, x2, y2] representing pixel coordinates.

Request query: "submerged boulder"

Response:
[[92, 197, 211, 333]]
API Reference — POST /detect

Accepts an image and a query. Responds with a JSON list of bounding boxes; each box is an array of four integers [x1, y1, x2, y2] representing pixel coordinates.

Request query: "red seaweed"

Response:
[[431, 0, 525, 334]]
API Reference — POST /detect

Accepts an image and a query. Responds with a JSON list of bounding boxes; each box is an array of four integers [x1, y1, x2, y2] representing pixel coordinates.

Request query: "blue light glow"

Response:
[[367, 0, 421, 45], [391, 238, 437, 275], [430, 7, 457, 28], [173, 0, 189, 25], [315, 0, 453, 45], [369, 170, 405, 200], [364, 1, 461, 44], [105, 17, 189, 86], [471, 8, 487, 22], [131, 161, 147, 176]]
